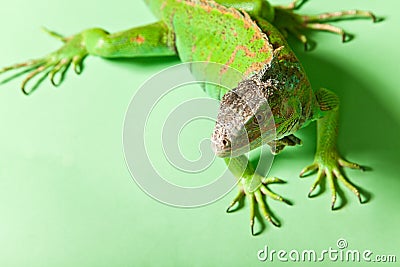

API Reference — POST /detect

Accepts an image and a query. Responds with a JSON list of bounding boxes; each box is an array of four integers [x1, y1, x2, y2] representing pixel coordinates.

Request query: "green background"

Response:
[[0, 0, 399, 266]]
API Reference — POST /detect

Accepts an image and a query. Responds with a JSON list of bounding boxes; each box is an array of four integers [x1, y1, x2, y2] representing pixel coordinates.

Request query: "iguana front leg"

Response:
[[0, 22, 175, 94], [224, 155, 290, 235], [300, 88, 365, 210], [268, 134, 302, 155]]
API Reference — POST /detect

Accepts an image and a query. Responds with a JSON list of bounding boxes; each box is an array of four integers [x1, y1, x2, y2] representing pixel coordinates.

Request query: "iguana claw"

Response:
[[268, 134, 302, 155], [300, 156, 365, 210], [226, 176, 291, 235]]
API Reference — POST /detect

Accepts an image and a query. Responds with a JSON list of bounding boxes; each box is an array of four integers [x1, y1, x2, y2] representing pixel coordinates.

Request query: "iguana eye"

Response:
[[256, 114, 264, 123]]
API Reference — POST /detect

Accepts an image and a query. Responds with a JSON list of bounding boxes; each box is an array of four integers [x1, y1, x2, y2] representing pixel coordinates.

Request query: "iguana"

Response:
[[0, 0, 377, 235]]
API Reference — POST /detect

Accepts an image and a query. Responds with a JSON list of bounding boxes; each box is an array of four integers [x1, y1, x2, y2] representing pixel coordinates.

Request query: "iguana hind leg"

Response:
[[0, 21, 176, 94], [272, 5, 377, 49], [217, 0, 377, 50]]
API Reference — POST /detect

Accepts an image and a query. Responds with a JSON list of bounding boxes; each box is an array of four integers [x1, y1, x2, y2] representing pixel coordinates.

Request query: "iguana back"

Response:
[[145, 0, 274, 77]]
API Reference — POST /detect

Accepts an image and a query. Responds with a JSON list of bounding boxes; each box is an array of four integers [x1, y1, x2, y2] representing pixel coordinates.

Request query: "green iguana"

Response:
[[0, 0, 377, 235]]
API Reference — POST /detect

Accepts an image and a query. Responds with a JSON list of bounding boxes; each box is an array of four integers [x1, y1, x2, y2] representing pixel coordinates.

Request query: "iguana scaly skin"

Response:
[[0, 0, 377, 235]]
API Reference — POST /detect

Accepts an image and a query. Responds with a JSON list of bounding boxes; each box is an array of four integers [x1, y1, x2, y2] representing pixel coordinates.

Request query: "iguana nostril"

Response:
[[222, 138, 230, 147]]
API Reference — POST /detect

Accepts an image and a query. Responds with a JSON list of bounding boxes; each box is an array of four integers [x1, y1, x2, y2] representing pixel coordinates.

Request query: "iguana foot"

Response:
[[300, 153, 365, 210], [268, 134, 302, 155], [273, 0, 377, 50], [0, 27, 89, 94], [226, 176, 291, 236]]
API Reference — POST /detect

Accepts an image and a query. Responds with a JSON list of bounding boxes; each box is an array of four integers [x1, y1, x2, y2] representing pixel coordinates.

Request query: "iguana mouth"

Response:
[[211, 130, 276, 158], [211, 138, 252, 158], [211, 140, 231, 158], [211, 139, 250, 158], [211, 117, 276, 158]]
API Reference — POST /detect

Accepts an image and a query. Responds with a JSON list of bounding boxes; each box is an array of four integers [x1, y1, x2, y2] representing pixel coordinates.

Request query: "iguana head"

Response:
[[211, 77, 276, 158], [211, 51, 308, 158]]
